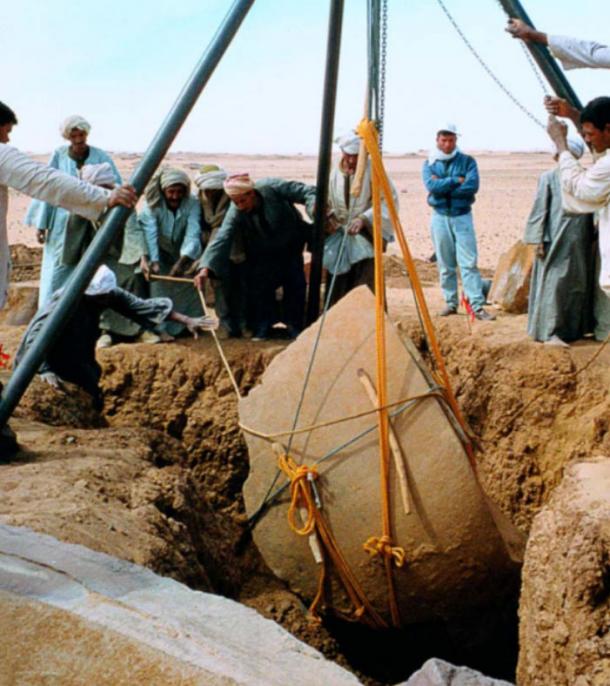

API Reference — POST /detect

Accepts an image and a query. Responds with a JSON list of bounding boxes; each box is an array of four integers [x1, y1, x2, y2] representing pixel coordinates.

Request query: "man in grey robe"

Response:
[[524, 138, 595, 346]]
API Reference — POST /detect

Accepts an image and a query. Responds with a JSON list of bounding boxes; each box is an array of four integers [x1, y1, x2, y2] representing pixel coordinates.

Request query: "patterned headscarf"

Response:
[[223, 173, 255, 198]]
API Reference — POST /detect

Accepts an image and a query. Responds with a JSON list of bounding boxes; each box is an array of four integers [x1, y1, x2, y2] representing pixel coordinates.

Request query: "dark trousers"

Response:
[[213, 261, 247, 336], [327, 258, 375, 307], [246, 252, 306, 336]]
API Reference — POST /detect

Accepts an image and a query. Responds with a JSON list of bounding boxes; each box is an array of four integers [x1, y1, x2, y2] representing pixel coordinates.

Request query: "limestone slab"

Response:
[[0, 524, 360, 685], [488, 241, 535, 314], [400, 658, 514, 685]]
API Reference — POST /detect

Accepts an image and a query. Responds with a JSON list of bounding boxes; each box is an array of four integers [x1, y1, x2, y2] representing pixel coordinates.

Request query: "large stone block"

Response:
[[0, 524, 360, 685], [240, 287, 522, 626], [488, 242, 535, 314], [518, 457, 610, 686]]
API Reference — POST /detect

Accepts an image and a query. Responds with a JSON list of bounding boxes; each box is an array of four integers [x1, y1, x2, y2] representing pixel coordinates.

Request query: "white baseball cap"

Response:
[[437, 123, 459, 136]]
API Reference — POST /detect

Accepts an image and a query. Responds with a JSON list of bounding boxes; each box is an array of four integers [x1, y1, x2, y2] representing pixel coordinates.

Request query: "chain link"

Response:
[[379, 0, 388, 152], [434, 0, 546, 130]]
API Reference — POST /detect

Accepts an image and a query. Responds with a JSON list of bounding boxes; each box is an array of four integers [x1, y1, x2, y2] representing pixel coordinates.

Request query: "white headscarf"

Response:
[[85, 265, 117, 296], [60, 115, 91, 140], [334, 131, 361, 155], [194, 165, 228, 191], [81, 163, 115, 187], [160, 168, 191, 191]]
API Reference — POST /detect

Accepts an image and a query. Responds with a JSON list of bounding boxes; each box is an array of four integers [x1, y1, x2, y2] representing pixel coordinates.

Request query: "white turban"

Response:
[[60, 115, 91, 140], [160, 168, 191, 191], [566, 137, 585, 160], [334, 131, 361, 155], [85, 265, 117, 296], [81, 163, 115, 188], [194, 164, 228, 191]]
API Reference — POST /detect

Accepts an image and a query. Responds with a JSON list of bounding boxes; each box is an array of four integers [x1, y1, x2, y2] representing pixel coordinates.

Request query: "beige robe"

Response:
[[0, 144, 109, 308]]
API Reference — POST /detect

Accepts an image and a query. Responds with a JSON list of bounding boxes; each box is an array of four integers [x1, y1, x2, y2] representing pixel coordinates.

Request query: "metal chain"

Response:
[[518, 40, 549, 95], [379, 0, 388, 151], [434, 0, 546, 130]]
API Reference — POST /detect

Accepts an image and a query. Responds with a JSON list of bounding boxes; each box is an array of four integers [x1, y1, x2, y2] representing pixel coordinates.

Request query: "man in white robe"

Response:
[[0, 101, 136, 458], [506, 20, 610, 70], [325, 130, 397, 306], [507, 20, 609, 126], [0, 101, 137, 310], [547, 98, 610, 342]]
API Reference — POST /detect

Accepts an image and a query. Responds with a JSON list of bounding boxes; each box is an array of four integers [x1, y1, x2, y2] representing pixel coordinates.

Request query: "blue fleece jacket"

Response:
[[422, 151, 479, 216]]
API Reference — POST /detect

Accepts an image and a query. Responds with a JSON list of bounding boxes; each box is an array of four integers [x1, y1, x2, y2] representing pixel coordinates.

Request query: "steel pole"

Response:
[[498, 0, 582, 110], [306, 0, 345, 325], [0, 0, 255, 429]]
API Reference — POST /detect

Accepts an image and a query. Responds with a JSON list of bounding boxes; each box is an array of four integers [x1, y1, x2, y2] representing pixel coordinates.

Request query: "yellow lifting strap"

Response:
[[356, 118, 476, 464], [275, 445, 388, 630]]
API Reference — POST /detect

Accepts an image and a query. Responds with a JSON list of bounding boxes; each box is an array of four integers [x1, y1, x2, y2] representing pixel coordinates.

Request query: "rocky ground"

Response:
[[1, 246, 608, 683]]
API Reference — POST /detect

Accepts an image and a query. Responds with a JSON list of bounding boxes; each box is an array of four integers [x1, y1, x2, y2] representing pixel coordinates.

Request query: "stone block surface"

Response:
[[0, 524, 360, 685], [399, 658, 513, 685], [518, 457, 610, 686], [489, 242, 535, 314]]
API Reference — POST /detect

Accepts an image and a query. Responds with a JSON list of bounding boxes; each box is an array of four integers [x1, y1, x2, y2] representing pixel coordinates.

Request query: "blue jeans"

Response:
[[431, 211, 485, 310]]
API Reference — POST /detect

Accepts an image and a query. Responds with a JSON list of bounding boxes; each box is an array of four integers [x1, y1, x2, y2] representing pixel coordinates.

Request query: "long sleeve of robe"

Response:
[[325, 162, 398, 275], [548, 35, 610, 70], [140, 195, 201, 264], [0, 143, 110, 309], [523, 173, 552, 245]]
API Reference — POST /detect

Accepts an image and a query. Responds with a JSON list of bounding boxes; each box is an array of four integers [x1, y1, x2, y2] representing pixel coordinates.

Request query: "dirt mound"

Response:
[[14, 376, 105, 429], [10, 243, 41, 282], [0, 420, 216, 590], [423, 321, 610, 532]]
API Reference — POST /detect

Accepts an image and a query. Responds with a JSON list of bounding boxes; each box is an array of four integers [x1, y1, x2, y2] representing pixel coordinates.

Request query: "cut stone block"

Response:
[[0, 524, 360, 686], [518, 457, 610, 686], [240, 286, 521, 626], [488, 242, 535, 314]]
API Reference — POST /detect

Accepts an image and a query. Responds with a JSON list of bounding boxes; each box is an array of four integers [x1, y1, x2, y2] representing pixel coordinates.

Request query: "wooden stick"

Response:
[[148, 273, 193, 285], [357, 368, 411, 515]]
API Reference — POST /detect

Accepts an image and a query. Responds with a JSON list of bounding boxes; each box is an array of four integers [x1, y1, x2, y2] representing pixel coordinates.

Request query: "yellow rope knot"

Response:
[[363, 535, 406, 568], [277, 452, 320, 536]]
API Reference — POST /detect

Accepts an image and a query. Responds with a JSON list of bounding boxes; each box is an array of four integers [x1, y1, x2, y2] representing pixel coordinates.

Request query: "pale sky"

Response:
[[3, 0, 606, 155]]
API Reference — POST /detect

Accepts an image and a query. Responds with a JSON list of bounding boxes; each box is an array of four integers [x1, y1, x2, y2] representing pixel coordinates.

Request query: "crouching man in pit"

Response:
[[14, 265, 217, 410]]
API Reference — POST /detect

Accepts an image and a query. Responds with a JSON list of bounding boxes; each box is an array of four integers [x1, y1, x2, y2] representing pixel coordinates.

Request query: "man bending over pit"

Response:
[[14, 265, 217, 410]]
